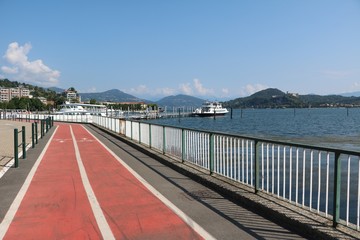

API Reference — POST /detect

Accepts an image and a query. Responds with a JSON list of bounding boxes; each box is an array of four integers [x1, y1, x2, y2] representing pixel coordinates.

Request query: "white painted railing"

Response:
[[92, 116, 360, 231], [5, 113, 360, 231]]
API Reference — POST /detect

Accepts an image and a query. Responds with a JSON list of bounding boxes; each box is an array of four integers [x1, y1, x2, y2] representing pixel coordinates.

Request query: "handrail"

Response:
[[91, 116, 360, 231], [7, 113, 360, 231], [7, 116, 53, 168]]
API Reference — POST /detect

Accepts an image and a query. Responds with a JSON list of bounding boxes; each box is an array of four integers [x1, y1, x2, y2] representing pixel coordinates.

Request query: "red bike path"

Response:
[[0, 123, 207, 239]]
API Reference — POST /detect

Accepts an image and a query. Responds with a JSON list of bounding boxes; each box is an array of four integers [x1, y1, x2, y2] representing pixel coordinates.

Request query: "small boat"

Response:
[[193, 101, 229, 117], [55, 102, 107, 116]]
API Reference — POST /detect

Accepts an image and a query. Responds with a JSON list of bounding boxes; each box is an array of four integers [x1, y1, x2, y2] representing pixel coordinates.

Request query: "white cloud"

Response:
[[126, 79, 217, 99], [156, 87, 176, 96], [1, 42, 60, 86], [1, 66, 18, 74], [193, 78, 214, 95], [129, 84, 149, 94], [237, 83, 268, 97], [128, 84, 176, 97], [179, 83, 193, 95], [221, 88, 229, 95]]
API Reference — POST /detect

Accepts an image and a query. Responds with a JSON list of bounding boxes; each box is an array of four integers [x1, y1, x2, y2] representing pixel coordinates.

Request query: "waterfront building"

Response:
[[0, 86, 30, 102], [63, 88, 81, 102]]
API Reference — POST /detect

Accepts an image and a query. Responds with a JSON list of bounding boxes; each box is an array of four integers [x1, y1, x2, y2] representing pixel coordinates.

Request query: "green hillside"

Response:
[[223, 88, 360, 108]]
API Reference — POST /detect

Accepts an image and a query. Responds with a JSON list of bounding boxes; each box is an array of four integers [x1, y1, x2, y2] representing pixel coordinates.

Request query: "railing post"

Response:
[[163, 126, 166, 155], [35, 122, 38, 144], [14, 128, 18, 168], [32, 123, 35, 148], [149, 124, 152, 149], [254, 140, 260, 193], [22, 126, 26, 159], [46, 117, 49, 132], [210, 133, 214, 174], [182, 129, 185, 163], [40, 120, 44, 138], [333, 152, 341, 227], [139, 122, 141, 144], [131, 121, 133, 140]]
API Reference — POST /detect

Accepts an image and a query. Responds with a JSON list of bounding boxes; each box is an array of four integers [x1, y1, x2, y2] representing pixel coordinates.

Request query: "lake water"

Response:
[[149, 108, 360, 224], [149, 108, 360, 151]]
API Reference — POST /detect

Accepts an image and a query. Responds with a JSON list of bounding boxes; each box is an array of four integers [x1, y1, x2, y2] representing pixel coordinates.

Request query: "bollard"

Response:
[[35, 122, 38, 144], [43, 119, 45, 136], [40, 120, 44, 138], [46, 118, 49, 132], [14, 128, 18, 168], [32, 123, 35, 148], [22, 126, 26, 159]]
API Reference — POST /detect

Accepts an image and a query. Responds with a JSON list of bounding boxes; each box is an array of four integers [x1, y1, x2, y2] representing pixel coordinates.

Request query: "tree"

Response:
[[90, 99, 97, 104], [68, 87, 77, 92]]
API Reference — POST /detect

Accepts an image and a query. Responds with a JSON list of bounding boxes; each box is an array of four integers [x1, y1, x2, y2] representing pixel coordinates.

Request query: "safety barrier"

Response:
[[11, 116, 53, 168], [7, 113, 360, 231], [91, 115, 360, 231]]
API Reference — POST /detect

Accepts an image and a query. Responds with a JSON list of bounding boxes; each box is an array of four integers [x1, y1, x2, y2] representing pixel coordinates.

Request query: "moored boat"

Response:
[[55, 102, 107, 116], [192, 101, 229, 117]]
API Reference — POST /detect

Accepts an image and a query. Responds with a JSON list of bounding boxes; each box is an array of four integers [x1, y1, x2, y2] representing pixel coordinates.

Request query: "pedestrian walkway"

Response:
[[0, 120, 33, 175], [0, 123, 306, 239]]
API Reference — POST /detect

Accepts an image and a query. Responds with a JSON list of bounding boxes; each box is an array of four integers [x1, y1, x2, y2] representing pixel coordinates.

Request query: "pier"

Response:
[[0, 114, 359, 239]]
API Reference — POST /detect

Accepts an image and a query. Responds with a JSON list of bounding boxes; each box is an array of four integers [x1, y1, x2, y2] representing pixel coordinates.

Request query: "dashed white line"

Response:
[[70, 126, 115, 240]]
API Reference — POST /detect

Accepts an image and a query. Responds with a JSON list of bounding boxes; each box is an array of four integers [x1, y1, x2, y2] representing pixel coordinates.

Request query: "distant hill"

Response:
[[80, 89, 147, 102], [341, 91, 360, 97], [223, 88, 360, 108], [156, 94, 205, 108], [48, 87, 65, 94], [223, 88, 304, 108]]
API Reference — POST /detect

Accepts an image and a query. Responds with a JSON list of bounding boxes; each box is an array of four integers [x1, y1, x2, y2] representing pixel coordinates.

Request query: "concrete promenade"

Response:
[[0, 120, 33, 174], [0, 121, 356, 239]]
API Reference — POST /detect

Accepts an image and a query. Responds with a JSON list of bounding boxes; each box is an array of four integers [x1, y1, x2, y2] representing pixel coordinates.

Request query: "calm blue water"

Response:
[[149, 108, 360, 224], [149, 108, 360, 151]]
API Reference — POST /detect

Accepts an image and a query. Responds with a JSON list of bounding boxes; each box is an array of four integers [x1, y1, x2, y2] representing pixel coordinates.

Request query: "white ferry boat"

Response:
[[56, 102, 107, 116], [193, 101, 229, 117]]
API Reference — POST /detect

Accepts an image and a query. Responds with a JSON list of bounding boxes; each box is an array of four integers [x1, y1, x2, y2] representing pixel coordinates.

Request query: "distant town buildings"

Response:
[[102, 101, 148, 109], [286, 91, 299, 98], [36, 97, 48, 105], [63, 88, 81, 102], [0, 87, 30, 102]]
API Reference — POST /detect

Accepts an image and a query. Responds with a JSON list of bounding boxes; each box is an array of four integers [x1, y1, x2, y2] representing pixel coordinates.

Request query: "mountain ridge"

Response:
[[156, 94, 204, 108], [223, 88, 360, 108], [3, 78, 360, 108]]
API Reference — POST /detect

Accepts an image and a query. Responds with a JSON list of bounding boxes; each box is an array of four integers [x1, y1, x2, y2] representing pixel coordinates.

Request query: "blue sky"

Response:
[[0, 0, 359, 100]]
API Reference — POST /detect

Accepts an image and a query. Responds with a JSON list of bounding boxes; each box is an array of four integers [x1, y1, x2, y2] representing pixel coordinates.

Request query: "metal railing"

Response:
[[0, 112, 93, 123], [91, 116, 360, 231], [6, 116, 54, 168], [7, 113, 360, 231]]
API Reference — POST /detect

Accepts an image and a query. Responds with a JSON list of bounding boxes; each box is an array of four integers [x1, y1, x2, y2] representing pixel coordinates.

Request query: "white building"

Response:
[[0, 87, 30, 102]]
